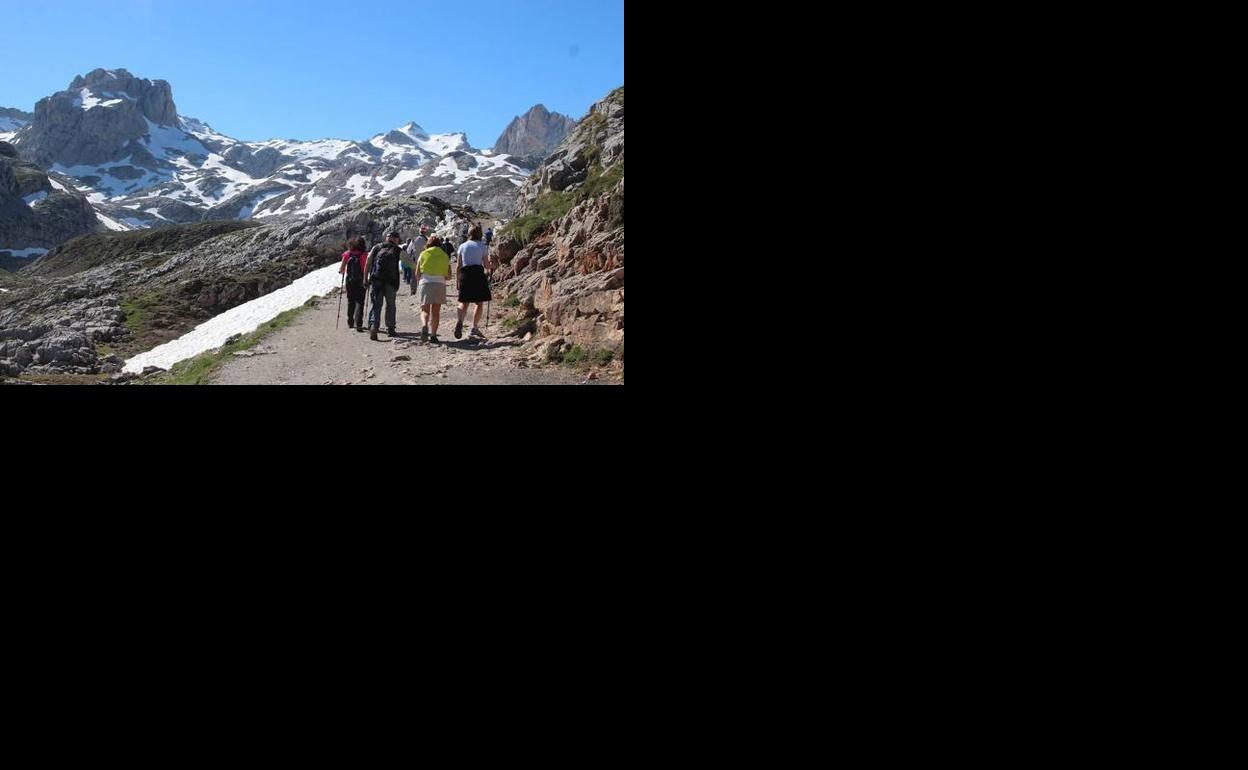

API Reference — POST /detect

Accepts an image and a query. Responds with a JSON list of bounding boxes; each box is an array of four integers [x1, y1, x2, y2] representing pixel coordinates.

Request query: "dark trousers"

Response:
[[369, 282, 398, 331], [346, 283, 366, 327]]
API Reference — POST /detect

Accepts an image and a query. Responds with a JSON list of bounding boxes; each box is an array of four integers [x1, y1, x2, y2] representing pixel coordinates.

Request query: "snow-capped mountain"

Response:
[[6, 68, 536, 233], [0, 108, 32, 142]]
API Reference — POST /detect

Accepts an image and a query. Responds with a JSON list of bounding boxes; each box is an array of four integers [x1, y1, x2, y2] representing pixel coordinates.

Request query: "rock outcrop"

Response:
[[493, 104, 578, 170], [19, 68, 179, 169], [0, 141, 101, 266], [515, 88, 623, 213], [492, 87, 624, 359]]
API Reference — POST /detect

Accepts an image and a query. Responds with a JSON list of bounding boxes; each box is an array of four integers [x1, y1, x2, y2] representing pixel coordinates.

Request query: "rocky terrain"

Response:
[[491, 87, 624, 364], [2, 68, 543, 246], [0, 141, 101, 272], [0, 193, 483, 379], [493, 104, 579, 170], [0, 108, 32, 142]]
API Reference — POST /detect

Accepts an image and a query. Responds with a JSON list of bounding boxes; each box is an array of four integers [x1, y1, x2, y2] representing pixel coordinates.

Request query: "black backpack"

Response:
[[345, 252, 365, 286], [370, 244, 402, 286]]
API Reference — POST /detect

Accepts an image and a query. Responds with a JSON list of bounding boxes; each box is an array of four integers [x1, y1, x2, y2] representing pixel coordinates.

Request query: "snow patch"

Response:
[[237, 189, 288, 219], [23, 191, 49, 206], [96, 212, 130, 232], [75, 88, 126, 110], [123, 263, 344, 374]]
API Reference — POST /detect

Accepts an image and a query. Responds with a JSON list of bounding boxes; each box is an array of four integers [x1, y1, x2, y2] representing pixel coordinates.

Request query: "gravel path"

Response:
[[212, 286, 593, 385]]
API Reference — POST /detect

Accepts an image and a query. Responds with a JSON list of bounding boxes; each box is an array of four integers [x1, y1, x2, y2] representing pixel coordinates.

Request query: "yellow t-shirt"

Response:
[[418, 247, 450, 276]]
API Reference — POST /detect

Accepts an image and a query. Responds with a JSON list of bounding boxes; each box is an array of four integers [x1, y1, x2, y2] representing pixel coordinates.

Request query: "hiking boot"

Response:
[[387, 328, 395, 337], [470, 327, 486, 340], [370, 328, 378, 342], [454, 321, 463, 339], [356, 326, 366, 333], [421, 326, 428, 343], [430, 335, 441, 344], [347, 320, 354, 329]]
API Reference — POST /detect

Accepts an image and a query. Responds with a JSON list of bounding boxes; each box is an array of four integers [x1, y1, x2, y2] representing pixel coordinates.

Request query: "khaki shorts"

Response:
[[417, 281, 447, 305]]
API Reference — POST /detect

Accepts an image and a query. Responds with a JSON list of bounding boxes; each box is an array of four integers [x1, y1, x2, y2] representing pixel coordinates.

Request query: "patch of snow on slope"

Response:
[[237, 189, 288, 219], [96, 212, 130, 232], [380, 168, 422, 193], [345, 173, 377, 198], [23, 191, 49, 206], [74, 89, 129, 110], [123, 262, 343, 373]]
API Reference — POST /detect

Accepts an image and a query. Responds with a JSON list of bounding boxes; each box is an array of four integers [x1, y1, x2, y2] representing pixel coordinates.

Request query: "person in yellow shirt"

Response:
[[415, 235, 453, 343]]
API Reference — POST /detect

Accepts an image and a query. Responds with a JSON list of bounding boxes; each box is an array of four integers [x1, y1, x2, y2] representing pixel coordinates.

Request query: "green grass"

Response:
[[547, 344, 616, 368], [503, 294, 520, 308], [120, 291, 162, 335], [500, 316, 519, 331], [149, 303, 313, 386], [503, 192, 579, 246], [499, 107, 625, 248]]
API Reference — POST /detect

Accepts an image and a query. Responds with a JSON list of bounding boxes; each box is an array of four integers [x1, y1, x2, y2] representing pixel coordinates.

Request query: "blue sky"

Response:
[[0, 0, 624, 146]]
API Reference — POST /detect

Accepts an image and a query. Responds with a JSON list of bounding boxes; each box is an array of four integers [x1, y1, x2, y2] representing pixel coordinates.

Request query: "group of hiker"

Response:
[[338, 222, 497, 344]]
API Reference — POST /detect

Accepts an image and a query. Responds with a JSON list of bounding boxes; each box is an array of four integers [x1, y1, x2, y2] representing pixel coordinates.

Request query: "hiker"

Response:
[[339, 236, 369, 332], [415, 235, 453, 343], [366, 231, 416, 341], [485, 226, 494, 247], [404, 226, 429, 296], [454, 224, 493, 340]]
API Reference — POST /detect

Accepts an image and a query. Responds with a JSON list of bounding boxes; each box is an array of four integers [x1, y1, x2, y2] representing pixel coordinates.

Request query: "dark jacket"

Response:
[[368, 243, 403, 287]]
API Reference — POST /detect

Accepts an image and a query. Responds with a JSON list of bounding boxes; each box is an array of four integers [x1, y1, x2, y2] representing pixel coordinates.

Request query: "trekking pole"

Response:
[[336, 271, 345, 330]]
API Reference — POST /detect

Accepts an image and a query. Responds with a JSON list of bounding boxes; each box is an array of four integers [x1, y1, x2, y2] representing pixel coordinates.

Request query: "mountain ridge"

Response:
[[4, 69, 551, 239]]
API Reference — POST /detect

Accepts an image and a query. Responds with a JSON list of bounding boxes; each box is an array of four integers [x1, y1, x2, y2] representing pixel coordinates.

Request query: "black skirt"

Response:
[[458, 264, 492, 303]]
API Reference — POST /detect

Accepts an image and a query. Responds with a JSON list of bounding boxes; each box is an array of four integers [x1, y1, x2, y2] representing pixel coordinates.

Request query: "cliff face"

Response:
[[492, 104, 578, 169], [492, 87, 624, 360]]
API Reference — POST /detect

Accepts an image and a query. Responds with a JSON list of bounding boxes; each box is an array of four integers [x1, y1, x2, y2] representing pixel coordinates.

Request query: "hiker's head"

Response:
[[387, 231, 401, 244], [420, 226, 429, 235], [469, 224, 483, 241], [349, 236, 366, 252], [428, 235, 442, 249]]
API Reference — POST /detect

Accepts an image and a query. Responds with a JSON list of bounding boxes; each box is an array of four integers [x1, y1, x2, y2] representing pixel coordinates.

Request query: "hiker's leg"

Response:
[[353, 287, 365, 327], [385, 285, 397, 331], [421, 305, 430, 328], [473, 303, 484, 328], [458, 302, 468, 325], [369, 284, 383, 329], [431, 303, 441, 335]]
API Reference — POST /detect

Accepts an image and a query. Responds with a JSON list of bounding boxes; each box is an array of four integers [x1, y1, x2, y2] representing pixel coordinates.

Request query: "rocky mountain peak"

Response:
[[19, 67, 180, 169], [493, 104, 578, 168]]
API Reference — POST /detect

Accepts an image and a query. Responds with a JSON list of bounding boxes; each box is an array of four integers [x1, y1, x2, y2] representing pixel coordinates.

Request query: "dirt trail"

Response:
[[212, 283, 591, 385]]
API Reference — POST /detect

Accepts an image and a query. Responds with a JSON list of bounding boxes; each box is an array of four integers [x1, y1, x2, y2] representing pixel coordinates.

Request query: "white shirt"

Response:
[[457, 240, 488, 268]]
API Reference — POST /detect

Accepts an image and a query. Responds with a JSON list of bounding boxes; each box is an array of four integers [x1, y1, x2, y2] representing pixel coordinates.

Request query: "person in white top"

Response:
[[454, 224, 494, 340]]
